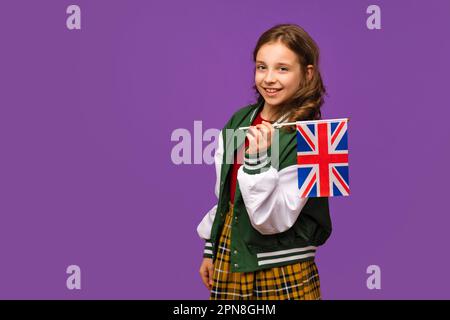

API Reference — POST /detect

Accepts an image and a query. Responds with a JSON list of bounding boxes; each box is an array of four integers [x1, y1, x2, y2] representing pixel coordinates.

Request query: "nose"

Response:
[[264, 69, 276, 84]]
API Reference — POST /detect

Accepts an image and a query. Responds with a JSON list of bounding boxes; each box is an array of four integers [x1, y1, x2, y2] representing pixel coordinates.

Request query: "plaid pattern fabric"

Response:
[[210, 202, 321, 300]]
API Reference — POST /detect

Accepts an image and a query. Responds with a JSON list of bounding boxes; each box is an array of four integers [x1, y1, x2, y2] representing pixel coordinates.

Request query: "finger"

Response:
[[202, 265, 212, 288], [260, 121, 274, 138], [247, 134, 258, 154], [255, 123, 269, 138], [246, 127, 257, 138], [255, 123, 267, 132], [255, 123, 270, 133], [246, 127, 258, 142], [258, 130, 273, 154], [260, 125, 271, 143], [208, 264, 214, 286], [260, 122, 274, 144], [254, 125, 269, 145], [248, 125, 258, 131], [256, 130, 266, 151], [261, 121, 274, 133], [249, 129, 261, 152], [200, 268, 209, 289]]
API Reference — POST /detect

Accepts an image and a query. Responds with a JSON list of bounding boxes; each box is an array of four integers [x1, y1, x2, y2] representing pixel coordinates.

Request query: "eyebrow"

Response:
[[255, 60, 294, 67]]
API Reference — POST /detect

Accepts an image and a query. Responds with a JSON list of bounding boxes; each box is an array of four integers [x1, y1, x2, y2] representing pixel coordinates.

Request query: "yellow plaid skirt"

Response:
[[210, 202, 321, 300]]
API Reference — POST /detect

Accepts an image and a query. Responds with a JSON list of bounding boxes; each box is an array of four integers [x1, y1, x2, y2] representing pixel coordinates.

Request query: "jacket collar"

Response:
[[249, 99, 290, 126]]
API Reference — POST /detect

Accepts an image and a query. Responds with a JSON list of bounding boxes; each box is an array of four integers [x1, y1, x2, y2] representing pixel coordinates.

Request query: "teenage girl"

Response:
[[197, 24, 331, 300]]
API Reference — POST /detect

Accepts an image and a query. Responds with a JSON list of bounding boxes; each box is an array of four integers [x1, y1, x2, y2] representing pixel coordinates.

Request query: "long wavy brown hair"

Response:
[[252, 24, 327, 133]]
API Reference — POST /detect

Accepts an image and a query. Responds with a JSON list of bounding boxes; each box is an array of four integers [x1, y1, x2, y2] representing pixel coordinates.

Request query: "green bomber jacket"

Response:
[[197, 99, 332, 272]]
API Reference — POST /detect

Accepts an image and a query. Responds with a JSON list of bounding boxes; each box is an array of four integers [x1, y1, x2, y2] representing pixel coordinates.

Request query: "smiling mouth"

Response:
[[263, 87, 282, 96], [264, 88, 282, 92]]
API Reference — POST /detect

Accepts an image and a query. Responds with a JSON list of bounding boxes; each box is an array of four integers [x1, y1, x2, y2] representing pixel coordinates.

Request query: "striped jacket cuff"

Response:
[[203, 240, 214, 258], [243, 148, 271, 175]]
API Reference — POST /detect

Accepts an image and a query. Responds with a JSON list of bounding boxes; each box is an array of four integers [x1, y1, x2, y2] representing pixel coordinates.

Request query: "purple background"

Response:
[[1, 0, 449, 299]]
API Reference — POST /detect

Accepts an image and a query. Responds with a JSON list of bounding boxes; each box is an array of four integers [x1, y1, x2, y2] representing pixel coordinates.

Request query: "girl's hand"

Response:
[[199, 257, 214, 290], [245, 121, 274, 155]]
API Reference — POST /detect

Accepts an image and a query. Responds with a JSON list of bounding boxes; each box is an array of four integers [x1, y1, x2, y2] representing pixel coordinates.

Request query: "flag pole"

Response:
[[237, 117, 350, 130]]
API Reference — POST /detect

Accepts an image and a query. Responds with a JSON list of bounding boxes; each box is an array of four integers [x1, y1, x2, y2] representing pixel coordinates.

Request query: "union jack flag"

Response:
[[296, 118, 349, 197]]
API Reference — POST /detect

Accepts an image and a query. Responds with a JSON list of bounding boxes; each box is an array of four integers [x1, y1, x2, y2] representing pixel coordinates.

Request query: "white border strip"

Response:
[[256, 246, 317, 258], [258, 252, 316, 266]]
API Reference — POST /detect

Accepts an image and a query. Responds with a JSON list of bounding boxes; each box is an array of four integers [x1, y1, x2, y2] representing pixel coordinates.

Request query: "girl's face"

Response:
[[255, 41, 311, 110]]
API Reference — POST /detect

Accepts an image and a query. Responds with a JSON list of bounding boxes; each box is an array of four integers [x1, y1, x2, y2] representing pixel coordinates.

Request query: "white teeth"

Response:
[[265, 88, 281, 93]]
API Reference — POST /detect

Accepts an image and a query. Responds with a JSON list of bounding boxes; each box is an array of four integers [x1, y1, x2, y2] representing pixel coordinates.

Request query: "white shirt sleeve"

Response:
[[196, 130, 224, 240], [237, 164, 308, 235]]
